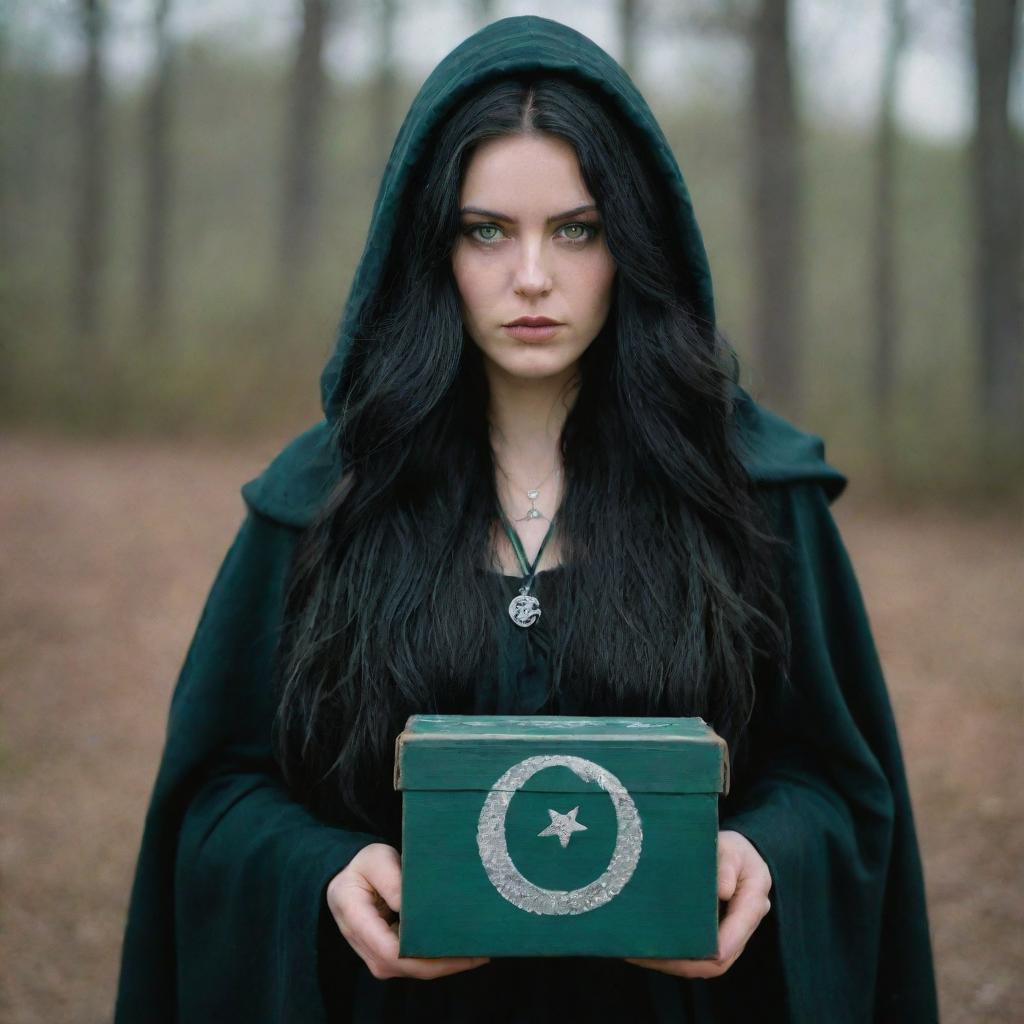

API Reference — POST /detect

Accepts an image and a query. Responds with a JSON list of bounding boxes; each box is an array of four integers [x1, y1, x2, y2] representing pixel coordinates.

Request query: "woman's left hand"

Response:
[[625, 829, 772, 979]]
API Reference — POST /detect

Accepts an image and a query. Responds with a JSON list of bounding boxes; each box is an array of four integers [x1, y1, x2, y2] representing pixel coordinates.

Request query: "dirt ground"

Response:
[[0, 435, 1020, 1023]]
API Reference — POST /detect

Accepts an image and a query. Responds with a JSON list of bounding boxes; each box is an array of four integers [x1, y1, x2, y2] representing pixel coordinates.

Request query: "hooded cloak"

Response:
[[114, 15, 937, 1023]]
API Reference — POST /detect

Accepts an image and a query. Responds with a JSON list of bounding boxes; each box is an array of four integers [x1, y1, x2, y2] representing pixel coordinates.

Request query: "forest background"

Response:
[[1, 1, 1021, 1022], [3, 0, 1021, 491]]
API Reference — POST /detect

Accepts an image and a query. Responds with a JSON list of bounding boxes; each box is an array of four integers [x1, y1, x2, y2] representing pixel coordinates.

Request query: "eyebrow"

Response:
[[458, 204, 599, 222]]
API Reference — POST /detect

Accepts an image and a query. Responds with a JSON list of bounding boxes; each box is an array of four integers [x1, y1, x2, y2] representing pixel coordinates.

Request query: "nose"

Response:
[[512, 237, 553, 297]]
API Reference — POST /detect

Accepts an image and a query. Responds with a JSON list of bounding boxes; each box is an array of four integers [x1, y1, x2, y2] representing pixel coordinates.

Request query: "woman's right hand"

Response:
[[326, 842, 491, 981]]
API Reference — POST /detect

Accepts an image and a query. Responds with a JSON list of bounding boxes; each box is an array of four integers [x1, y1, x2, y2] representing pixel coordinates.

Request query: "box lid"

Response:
[[394, 715, 729, 795]]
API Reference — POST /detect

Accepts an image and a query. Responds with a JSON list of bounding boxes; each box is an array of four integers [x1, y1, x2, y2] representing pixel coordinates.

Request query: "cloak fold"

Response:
[[114, 514, 387, 1023], [717, 484, 936, 1022]]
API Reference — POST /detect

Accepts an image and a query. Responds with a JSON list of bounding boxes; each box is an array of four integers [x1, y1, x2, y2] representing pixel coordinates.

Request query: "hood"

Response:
[[242, 15, 845, 528]]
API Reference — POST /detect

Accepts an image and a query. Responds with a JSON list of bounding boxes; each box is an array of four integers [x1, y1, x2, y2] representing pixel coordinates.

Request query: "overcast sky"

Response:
[[6, 0, 1022, 141]]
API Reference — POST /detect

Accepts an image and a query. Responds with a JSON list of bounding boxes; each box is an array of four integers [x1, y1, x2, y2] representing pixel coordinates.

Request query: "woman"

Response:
[[114, 15, 938, 1023]]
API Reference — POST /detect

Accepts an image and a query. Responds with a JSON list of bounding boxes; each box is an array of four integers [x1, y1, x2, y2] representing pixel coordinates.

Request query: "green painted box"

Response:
[[394, 714, 730, 959]]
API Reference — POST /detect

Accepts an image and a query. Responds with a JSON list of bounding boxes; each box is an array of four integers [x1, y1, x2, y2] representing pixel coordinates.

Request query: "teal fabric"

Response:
[[114, 13, 937, 1023]]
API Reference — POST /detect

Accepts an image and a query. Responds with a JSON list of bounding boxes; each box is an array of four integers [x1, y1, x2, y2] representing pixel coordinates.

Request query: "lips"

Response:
[[504, 316, 563, 327], [503, 319, 563, 342]]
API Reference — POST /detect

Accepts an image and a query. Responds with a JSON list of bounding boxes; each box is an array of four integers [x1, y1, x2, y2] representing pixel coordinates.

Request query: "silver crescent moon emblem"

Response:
[[476, 755, 643, 916], [508, 593, 541, 627]]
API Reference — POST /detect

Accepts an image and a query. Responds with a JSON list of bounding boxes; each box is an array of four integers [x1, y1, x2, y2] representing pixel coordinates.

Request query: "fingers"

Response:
[[328, 847, 490, 982], [340, 874, 403, 966], [349, 888, 489, 980], [715, 832, 772, 969], [626, 832, 773, 980], [716, 870, 771, 966], [624, 955, 725, 980], [386, 955, 491, 982], [361, 844, 403, 915], [341, 880, 491, 980], [717, 840, 740, 902]]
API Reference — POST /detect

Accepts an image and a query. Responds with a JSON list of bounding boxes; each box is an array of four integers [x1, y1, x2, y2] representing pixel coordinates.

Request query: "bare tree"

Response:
[[651, 0, 750, 37], [749, 0, 802, 418], [373, 0, 399, 181], [278, 0, 335, 304], [618, 0, 640, 79], [971, 0, 1022, 438], [472, 0, 497, 28], [72, 0, 109, 346], [871, 0, 908, 444], [139, 0, 175, 341]]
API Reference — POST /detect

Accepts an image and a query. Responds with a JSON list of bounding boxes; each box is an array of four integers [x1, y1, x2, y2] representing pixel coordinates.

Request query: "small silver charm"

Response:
[[508, 590, 542, 627]]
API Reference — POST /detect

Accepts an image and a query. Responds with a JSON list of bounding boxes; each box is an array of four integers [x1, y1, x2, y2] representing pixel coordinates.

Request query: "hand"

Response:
[[326, 843, 490, 981], [625, 830, 772, 979]]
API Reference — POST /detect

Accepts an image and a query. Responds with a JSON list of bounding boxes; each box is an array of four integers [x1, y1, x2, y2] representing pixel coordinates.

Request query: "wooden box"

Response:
[[394, 714, 729, 958]]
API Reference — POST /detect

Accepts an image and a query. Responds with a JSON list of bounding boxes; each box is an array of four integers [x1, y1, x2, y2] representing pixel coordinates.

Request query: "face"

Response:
[[451, 133, 617, 386]]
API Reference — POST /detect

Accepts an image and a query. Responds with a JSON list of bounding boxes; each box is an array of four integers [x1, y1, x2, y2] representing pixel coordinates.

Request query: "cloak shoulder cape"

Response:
[[114, 15, 937, 1023]]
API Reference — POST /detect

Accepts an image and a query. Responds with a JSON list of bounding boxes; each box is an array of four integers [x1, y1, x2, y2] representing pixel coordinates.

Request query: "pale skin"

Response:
[[454, 132, 615, 570], [325, 132, 773, 980]]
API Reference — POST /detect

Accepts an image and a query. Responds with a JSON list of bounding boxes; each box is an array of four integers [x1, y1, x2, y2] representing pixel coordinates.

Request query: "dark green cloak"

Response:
[[114, 15, 937, 1023]]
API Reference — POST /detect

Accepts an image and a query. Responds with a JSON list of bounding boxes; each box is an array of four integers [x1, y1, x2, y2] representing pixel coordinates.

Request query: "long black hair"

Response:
[[273, 76, 790, 839]]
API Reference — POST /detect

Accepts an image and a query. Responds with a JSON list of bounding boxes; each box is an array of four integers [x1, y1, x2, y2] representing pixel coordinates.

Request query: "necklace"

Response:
[[498, 506, 557, 628], [495, 459, 561, 522]]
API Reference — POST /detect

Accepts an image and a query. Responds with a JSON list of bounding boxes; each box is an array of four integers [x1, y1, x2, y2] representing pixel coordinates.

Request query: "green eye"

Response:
[[559, 223, 597, 244], [462, 221, 598, 246], [467, 224, 504, 243]]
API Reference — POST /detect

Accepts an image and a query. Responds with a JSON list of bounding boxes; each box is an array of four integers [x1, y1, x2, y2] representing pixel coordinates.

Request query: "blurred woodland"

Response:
[[2, 0, 1022, 495], [1, 6, 1023, 1023]]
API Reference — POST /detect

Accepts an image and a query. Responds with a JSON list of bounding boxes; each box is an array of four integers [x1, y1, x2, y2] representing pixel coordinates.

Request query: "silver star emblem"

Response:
[[537, 806, 588, 848]]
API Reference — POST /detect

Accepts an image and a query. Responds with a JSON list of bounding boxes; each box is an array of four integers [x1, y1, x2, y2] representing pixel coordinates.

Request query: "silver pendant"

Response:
[[508, 590, 541, 628]]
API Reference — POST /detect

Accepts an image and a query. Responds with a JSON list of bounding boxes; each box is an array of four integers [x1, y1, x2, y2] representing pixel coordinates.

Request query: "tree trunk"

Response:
[[373, 0, 399, 183], [72, 0, 108, 347], [748, 0, 801, 419], [473, 0, 496, 28], [618, 0, 640, 80], [871, 0, 907, 450], [278, 0, 334, 306], [139, 0, 174, 342], [971, 0, 1022, 439]]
